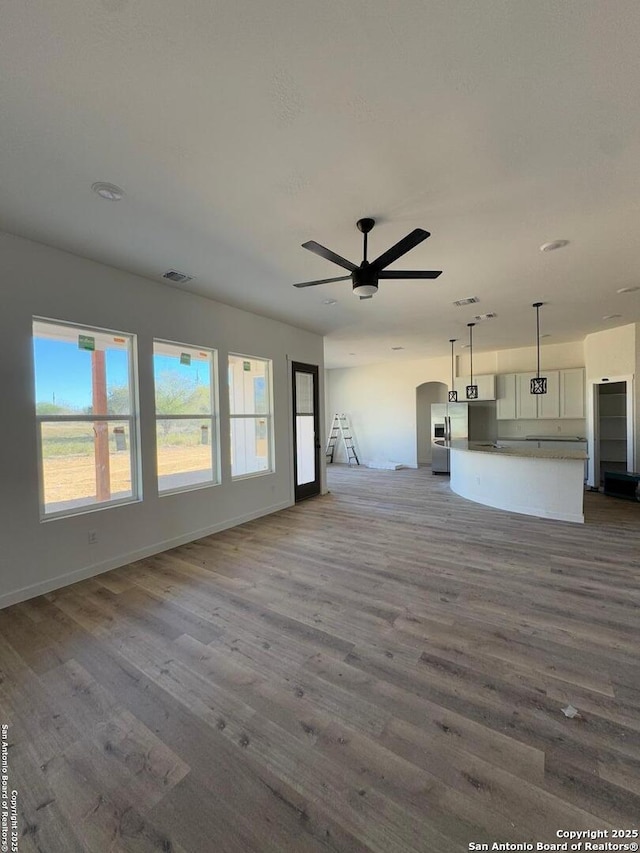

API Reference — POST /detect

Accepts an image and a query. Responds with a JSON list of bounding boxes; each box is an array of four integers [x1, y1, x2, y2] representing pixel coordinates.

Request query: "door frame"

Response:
[[292, 361, 321, 501]]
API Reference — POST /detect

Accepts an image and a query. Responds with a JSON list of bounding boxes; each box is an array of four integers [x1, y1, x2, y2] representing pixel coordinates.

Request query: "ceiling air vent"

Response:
[[162, 269, 193, 284], [453, 296, 479, 306], [473, 312, 497, 321]]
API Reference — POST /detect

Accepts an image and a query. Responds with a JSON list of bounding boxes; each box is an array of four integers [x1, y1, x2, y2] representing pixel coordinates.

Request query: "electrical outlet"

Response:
[[88, 530, 98, 545]]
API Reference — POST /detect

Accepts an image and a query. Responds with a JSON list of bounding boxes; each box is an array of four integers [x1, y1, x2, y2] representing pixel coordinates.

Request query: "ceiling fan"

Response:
[[293, 218, 442, 299]]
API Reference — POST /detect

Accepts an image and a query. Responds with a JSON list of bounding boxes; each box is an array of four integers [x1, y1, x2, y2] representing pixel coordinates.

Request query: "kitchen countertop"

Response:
[[448, 440, 588, 460], [496, 436, 586, 442]]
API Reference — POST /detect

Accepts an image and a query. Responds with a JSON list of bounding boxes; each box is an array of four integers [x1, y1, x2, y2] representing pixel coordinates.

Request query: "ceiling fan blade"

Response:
[[302, 241, 358, 272], [293, 275, 351, 288], [370, 229, 430, 271], [378, 270, 442, 279], [359, 295, 373, 300]]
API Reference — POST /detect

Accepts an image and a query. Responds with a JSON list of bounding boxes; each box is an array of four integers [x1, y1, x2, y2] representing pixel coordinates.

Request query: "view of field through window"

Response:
[[33, 322, 271, 515], [33, 319, 137, 516], [153, 341, 217, 493]]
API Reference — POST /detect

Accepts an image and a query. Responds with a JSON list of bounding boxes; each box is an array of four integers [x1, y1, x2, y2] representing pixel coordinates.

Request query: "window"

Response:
[[228, 354, 273, 477], [153, 340, 218, 494], [33, 318, 139, 519]]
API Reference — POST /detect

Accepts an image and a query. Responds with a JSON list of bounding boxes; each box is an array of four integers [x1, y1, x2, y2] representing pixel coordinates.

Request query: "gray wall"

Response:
[[0, 232, 324, 607]]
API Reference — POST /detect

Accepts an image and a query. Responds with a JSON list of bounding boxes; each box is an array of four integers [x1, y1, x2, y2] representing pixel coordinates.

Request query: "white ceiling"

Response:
[[2, 1, 640, 368]]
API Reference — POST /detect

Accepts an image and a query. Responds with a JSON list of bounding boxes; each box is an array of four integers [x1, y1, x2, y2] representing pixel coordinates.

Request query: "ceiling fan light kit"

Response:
[[293, 217, 442, 299], [530, 302, 548, 395]]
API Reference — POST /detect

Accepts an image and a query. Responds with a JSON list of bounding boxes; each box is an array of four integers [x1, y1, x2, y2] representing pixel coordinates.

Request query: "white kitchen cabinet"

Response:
[[515, 373, 538, 419], [501, 368, 584, 420], [536, 371, 560, 419], [454, 374, 496, 401], [496, 374, 516, 420], [560, 368, 585, 418], [517, 370, 560, 419]]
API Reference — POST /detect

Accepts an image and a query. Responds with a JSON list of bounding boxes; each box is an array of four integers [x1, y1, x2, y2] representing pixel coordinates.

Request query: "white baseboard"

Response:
[[0, 499, 292, 610]]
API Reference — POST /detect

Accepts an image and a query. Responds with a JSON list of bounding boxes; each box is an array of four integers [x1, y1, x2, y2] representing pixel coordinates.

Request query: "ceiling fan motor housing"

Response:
[[352, 264, 379, 296]]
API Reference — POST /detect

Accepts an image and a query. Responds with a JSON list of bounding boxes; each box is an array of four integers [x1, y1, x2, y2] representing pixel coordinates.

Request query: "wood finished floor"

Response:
[[2, 466, 640, 852]]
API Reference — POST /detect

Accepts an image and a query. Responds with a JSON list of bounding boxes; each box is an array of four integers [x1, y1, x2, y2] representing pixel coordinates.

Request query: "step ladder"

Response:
[[326, 413, 360, 465]]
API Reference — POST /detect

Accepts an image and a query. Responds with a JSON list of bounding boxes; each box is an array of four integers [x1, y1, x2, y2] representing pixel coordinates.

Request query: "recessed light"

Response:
[[617, 286, 639, 294], [602, 314, 621, 320], [91, 181, 124, 201], [391, 346, 404, 351], [453, 297, 479, 306], [323, 299, 337, 305], [348, 352, 356, 356], [539, 240, 569, 252], [473, 312, 497, 321], [460, 344, 470, 348], [540, 333, 551, 338]]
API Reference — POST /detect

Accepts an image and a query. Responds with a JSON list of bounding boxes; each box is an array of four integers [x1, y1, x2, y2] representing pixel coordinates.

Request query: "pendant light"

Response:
[[466, 323, 478, 399], [448, 338, 458, 402], [530, 302, 547, 395]]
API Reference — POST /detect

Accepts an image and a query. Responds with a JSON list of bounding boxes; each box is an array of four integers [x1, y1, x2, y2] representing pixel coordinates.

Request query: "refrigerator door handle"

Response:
[[445, 416, 450, 441]]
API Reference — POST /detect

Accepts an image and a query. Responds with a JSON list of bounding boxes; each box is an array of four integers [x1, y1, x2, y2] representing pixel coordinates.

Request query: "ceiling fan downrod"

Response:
[[356, 217, 376, 264]]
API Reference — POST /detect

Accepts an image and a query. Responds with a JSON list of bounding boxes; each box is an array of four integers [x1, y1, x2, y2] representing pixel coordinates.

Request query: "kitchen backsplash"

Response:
[[497, 419, 586, 439]]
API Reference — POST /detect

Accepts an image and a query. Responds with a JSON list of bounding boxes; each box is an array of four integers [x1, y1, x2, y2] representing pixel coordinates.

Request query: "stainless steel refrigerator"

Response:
[[431, 401, 498, 473], [431, 402, 470, 473]]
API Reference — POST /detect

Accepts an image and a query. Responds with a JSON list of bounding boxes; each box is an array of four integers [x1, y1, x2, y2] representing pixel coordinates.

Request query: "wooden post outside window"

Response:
[[92, 350, 111, 501]]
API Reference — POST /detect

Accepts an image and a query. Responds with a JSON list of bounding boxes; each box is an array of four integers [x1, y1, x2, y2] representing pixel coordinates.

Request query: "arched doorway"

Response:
[[416, 381, 448, 466]]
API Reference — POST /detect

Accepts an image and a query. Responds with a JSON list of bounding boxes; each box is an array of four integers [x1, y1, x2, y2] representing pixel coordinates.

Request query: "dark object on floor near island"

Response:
[[603, 470, 640, 501]]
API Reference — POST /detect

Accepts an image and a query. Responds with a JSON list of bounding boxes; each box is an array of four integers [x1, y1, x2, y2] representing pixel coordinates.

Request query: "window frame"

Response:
[[33, 316, 141, 521], [228, 352, 274, 480], [153, 338, 220, 496]]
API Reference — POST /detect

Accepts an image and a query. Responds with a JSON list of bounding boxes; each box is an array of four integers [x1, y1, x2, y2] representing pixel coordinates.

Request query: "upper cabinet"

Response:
[[497, 368, 584, 420], [559, 368, 585, 418], [515, 372, 539, 419], [496, 374, 516, 419], [453, 374, 496, 401], [537, 371, 560, 419]]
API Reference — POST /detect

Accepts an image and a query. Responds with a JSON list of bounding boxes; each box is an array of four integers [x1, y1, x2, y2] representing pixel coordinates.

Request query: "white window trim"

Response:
[[228, 353, 274, 479], [153, 339, 220, 496], [34, 318, 141, 521]]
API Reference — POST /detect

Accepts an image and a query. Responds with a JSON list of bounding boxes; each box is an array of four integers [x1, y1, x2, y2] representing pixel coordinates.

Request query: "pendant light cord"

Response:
[[467, 323, 475, 384], [449, 339, 456, 389], [536, 305, 540, 377], [533, 302, 543, 378]]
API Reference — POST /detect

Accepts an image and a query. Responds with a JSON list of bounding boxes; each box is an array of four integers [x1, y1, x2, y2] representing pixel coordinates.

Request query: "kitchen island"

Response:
[[449, 441, 588, 524]]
